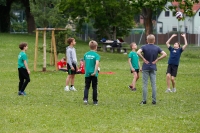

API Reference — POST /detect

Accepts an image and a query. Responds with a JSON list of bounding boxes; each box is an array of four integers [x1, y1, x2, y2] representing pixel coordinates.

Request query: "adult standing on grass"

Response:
[[128, 42, 141, 91], [165, 33, 188, 93], [137, 34, 167, 105], [18, 42, 30, 95], [64, 38, 78, 91], [83, 40, 100, 105]]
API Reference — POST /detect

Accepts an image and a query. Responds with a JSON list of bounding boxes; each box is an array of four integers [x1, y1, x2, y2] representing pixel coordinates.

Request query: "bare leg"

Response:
[[70, 74, 75, 85], [131, 72, 138, 88], [171, 76, 176, 88], [166, 73, 171, 89], [66, 75, 72, 86]]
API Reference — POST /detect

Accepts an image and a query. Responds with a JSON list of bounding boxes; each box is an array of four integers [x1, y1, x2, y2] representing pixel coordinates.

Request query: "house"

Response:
[[157, 1, 200, 34]]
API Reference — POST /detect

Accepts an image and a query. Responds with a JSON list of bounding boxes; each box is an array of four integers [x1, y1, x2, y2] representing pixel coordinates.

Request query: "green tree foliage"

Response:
[[60, 0, 199, 38], [29, 0, 65, 28], [60, 0, 137, 40], [129, 0, 200, 36], [0, 0, 6, 6]]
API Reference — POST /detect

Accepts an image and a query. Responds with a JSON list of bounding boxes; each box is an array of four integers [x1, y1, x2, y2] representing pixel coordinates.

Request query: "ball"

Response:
[[176, 11, 183, 19]]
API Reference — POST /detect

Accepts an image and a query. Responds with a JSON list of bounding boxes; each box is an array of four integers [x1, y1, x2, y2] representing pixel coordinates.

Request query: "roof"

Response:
[[172, 1, 200, 13]]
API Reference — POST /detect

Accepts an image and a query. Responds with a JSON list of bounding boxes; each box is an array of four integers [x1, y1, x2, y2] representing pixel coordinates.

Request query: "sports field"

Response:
[[0, 33, 200, 133]]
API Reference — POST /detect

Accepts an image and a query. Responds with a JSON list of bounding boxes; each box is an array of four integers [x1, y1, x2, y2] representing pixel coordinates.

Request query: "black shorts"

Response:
[[131, 69, 139, 73], [67, 63, 77, 75], [166, 64, 178, 77]]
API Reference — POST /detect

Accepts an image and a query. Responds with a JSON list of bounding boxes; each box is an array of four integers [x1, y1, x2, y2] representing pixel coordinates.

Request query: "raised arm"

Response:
[[181, 33, 188, 50], [166, 34, 177, 48]]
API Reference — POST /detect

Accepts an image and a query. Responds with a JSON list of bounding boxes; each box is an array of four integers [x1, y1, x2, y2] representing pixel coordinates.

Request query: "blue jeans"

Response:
[[142, 70, 156, 102]]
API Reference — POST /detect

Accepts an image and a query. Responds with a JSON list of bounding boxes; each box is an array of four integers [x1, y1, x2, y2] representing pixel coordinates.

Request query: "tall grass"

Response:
[[0, 33, 200, 133]]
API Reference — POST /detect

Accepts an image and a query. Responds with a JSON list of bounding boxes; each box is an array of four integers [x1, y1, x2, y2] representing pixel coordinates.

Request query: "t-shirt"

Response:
[[57, 61, 66, 68], [140, 44, 162, 71], [66, 46, 77, 67], [128, 51, 139, 69], [84, 51, 100, 77], [168, 46, 183, 66], [18, 51, 28, 69]]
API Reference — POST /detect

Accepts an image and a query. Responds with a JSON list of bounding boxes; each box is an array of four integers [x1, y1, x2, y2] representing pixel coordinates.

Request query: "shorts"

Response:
[[166, 64, 178, 77], [67, 63, 77, 75], [131, 69, 139, 73]]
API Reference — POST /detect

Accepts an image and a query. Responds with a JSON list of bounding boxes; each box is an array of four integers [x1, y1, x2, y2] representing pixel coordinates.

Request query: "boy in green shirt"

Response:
[[18, 42, 30, 95], [83, 40, 100, 105], [128, 42, 140, 91]]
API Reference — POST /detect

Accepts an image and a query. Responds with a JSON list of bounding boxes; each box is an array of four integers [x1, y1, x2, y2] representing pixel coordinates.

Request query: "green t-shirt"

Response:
[[84, 51, 100, 77], [128, 51, 139, 69], [18, 51, 28, 69]]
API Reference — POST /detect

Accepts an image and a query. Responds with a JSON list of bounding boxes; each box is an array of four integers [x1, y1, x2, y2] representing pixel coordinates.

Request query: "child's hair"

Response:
[[175, 42, 181, 48], [147, 34, 155, 44], [89, 40, 98, 50], [62, 57, 66, 61], [130, 42, 136, 48], [19, 42, 28, 50], [67, 38, 75, 45]]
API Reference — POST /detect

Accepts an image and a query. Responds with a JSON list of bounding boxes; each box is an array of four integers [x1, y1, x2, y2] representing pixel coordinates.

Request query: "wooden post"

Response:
[[50, 38, 53, 65], [34, 30, 39, 71], [43, 30, 47, 71], [52, 30, 58, 71]]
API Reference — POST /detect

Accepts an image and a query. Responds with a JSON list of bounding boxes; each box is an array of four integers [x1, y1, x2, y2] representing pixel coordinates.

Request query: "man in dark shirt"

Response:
[[137, 34, 167, 105]]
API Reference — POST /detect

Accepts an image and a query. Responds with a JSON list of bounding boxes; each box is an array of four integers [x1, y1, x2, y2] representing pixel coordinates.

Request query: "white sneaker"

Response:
[[70, 86, 77, 91], [64, 86, 70, 91], [83, 100, 88, 105], [172, 88, 176, 92], [165, 89, 172, 93]]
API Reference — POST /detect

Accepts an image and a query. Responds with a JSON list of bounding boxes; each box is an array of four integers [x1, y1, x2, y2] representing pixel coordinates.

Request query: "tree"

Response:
[[60, 0, 199, 39], [129, 0, 200, 37], [30, 0, 65, 28], [0, 0, 35, 33], [60, 0, 137, 40]]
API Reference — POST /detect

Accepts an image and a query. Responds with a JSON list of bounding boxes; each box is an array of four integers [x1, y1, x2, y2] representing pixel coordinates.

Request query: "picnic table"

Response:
[[100, 40, 129, 53]]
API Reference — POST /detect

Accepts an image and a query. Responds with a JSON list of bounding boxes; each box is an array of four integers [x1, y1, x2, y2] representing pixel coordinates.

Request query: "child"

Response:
[[165, 33, 188, 93], [137, 34, 167, 104], [57, 57, 67, 72], [83, 40, 100, 105], [18, 42, 30, 95], [64, 38, 78, 91], [128, 42, 140, 91], [77, 58, 85, 74]]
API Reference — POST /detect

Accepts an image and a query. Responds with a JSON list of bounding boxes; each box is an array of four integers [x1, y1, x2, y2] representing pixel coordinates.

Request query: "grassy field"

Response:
[[0, 33, 200, 133]]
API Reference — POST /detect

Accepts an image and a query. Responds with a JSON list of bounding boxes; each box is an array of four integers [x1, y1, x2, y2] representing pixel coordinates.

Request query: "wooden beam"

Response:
[[34, 30, 39, 71]]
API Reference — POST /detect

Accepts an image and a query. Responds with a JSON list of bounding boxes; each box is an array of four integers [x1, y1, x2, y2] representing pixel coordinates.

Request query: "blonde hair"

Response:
[[89, 40, 98, 50], [147, 34, 155, 44], [130, 42, 136, 48]]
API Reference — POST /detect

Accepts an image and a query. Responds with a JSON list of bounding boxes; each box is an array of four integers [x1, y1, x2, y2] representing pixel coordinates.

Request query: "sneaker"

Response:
[[70, 86, 77, 91], [172, 88, 176, 92], [64, 86, 70, 91], [22, 91, 27, 95], [93, 101, 98, 105], [83, 99, 88, 105], [165, 89, 172, 93], [152, 101, 156, 105], [140, 101, 146, 104], [18, 91, 24, 96]]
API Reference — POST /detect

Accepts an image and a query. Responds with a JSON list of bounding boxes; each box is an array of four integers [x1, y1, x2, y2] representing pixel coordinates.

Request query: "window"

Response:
[[185, 27, 188, 33], [199, 12, 200, 16], [165, 11, 170, 17], [159, 27, 163, 33], [172, 26, 177, 31]]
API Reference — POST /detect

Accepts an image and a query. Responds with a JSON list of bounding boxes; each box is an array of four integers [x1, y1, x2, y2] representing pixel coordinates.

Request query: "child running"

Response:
[[128, 42, 140, 91], [165, 33, 188, 93]]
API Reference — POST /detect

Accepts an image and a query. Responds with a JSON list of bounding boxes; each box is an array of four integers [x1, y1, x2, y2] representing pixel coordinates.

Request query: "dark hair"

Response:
[[67, 38, 75, 45], [19, 42, 28, 50], [175, 42, 181, 48]]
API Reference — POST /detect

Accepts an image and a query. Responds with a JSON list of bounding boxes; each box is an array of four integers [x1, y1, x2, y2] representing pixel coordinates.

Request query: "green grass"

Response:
[[0, 33, 200, 133]]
